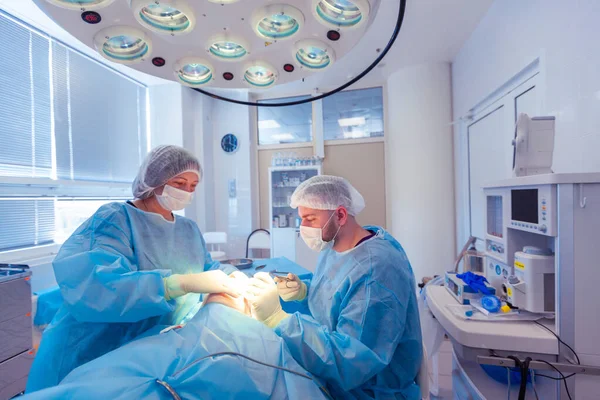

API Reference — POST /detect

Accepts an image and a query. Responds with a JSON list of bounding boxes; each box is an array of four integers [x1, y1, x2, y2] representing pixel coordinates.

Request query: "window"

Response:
[[323, 87, 384, 140], [0, 17, 52, 178], [54, 199, 114, 244], [0, 11, 147, 253], [257, 95, 312, 145], [0, 199, 55, 251], [52, 43, 148, 182]]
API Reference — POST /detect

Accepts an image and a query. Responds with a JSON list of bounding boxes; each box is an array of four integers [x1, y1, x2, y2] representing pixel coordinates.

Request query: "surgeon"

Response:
[[21, 274, 329, 400], [26, 145, 241, 393], [247, 175, 423, 399]]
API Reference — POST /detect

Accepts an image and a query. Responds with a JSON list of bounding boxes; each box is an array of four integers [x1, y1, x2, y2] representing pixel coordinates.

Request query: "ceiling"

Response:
[[0, 0, 493, 94]]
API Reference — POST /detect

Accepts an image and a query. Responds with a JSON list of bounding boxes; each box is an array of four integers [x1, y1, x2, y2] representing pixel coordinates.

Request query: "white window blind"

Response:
[[0, 199, 55, 251], [0, 11, 148, 253], [52, 42, 148, 182], [0, 16, 52, 178]]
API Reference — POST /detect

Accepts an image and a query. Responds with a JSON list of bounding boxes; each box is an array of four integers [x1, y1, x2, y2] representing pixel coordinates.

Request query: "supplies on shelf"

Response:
[[271, 152, 323, 167]]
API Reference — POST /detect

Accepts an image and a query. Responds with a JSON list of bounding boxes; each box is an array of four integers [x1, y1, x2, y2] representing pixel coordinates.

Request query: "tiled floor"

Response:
[[428, 339, 453, 400]]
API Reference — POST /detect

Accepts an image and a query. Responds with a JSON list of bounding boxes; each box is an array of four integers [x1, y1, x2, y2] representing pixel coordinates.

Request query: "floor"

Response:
[[429, 339, 454, 400]]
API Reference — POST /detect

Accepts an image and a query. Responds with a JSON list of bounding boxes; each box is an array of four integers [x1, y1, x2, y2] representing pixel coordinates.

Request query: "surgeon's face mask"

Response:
[[300, 211, 341, 252], [156, 184, 193, 211]]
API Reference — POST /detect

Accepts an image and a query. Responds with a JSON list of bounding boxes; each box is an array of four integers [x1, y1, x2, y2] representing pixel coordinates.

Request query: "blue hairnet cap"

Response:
[[133, 145, 202, 199], [290, 175, 365, 216]]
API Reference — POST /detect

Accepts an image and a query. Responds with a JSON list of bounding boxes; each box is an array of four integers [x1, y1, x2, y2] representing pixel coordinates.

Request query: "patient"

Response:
[[22, 274, 327, 400]]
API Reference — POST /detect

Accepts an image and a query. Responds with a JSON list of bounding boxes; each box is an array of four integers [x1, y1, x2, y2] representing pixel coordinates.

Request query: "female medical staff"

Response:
[[26, 145, 240, 393], [247, 176, 423, 399]]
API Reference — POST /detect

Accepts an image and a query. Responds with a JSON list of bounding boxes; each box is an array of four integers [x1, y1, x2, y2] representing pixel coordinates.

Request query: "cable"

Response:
[[534, 359, 573, 400], [518, 357, 531, 400], [536, 373, 575, 381], [531, 370, 539, 400], [171, 351, 334, 400], [534, 321, 580, 365], [506, 355, 529, 400], [506, 367, 511, 400], [192, 0, 407, 107]]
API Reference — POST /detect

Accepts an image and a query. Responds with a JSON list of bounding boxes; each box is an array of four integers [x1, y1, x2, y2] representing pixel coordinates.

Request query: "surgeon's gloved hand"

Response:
[[246, 272, 290, 328], [274, 273, 307, 302], [164, 270, 243, 301], [229, 270, 248, 280]]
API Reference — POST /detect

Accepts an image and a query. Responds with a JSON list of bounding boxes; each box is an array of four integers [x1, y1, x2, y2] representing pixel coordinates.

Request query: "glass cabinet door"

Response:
[[271, 168, 319, 229]]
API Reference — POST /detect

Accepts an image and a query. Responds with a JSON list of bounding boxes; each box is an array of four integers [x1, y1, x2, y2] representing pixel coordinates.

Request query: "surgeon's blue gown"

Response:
[[22, 303, 328, 400], [26, 202, 235, 393], [275, 226, 423, 399]]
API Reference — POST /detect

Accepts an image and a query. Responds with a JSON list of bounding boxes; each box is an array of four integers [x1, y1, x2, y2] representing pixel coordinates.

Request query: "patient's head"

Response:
[[204, 272, 252, 316]]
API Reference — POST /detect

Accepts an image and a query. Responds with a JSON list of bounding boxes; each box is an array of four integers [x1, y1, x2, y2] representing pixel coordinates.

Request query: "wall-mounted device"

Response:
[[512, 113, 555, 177]]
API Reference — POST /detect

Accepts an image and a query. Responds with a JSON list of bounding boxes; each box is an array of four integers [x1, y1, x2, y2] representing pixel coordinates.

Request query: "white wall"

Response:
[[452, 0, 600, 247], [209, 90, 254, 258], [453, 0, 600, 173], [153, 84, 253, 257], [149, 83, 183, 147], [386, 63, 456, 282], [181, 87, 209, 232]]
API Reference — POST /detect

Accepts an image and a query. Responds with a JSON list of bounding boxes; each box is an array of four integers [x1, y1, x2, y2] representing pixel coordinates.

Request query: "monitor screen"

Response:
[[511, 189, 538, 224]]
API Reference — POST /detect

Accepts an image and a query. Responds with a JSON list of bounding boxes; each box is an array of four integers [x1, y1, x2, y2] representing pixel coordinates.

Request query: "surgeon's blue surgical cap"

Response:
[[290, 175, 365, 216], [133, 145, 202, 199]]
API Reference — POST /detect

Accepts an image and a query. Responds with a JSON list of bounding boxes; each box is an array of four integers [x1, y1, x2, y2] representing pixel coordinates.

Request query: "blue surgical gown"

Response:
[[275, 226, 423, 399], [26, 202, 235, 393], [21, 303, 328, 400]]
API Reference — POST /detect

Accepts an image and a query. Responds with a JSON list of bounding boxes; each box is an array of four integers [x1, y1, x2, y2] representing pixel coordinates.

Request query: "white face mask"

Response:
[[156, 185, 193, 211], [300, 211, 341, 252]]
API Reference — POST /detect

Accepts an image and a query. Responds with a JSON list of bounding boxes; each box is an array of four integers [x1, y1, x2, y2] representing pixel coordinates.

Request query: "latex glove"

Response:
[[229, 270, 248, 280], [164, 270, 243, 300], [274, 273, 307, 302], [246, 272, 290, 328]]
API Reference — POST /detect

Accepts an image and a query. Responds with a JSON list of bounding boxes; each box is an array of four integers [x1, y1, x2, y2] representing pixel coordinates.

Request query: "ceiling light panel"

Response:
[[174, 57, 214, 87], [312, 0, 370, 29], [294, 39, 335, 70], [207, 33, 250, 61], [244, 61, 278, 88], [252, 4, 304, 41], [93, 26, 152, 65], [34, 0, 381, 89], [131, 0, 195, 36]]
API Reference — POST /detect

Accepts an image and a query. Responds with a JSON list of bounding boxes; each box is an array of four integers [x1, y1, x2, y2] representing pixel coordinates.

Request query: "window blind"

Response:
[[0, 16, 52, 178]]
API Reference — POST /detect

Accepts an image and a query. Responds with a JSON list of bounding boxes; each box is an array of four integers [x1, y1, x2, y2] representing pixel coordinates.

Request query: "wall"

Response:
[[452, 0, 600, 248], [386, 63, 455, 282], [167, 86, 254, 258], [149, 83, 183, 147], [209, 90, 253, 258], [181, 86, 214, 232], [323, 142, 386, 228]]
